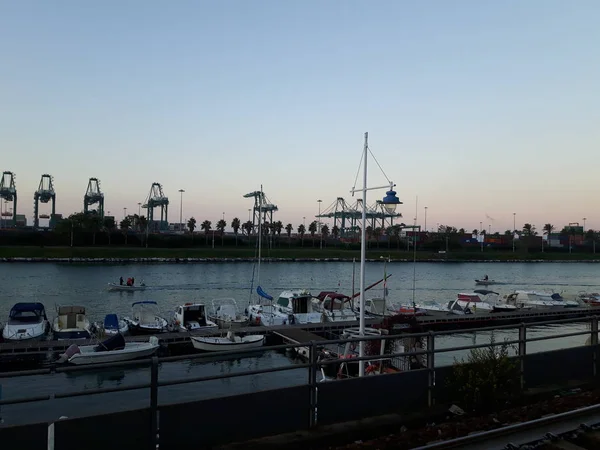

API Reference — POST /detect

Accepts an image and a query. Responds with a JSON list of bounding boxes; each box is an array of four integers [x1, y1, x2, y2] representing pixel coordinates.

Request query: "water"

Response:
[[0, 261, 599, 426]]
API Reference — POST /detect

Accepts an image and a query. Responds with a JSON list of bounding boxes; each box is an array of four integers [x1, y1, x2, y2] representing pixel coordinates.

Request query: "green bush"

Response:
[[447, 336, 520, 411]]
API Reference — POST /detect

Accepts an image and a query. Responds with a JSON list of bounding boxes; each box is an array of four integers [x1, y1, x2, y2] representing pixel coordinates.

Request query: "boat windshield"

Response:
[[292, 296, 310, 314], [9, 310, 42, 323]]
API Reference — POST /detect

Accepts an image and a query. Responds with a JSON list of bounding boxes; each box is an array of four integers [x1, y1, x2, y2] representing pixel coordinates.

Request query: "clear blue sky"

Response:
[[1, 0, 599, 232]]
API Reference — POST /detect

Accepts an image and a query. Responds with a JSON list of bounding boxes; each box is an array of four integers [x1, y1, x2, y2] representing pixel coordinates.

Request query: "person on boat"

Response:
[[484, 275, 489, 281], [126, 277, 132, 286], [119, 277, 124, 286], [131, 277, 135, 286]]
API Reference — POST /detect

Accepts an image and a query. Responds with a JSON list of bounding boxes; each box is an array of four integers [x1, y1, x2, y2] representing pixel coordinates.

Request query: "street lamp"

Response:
[[513, 213, 516, 253], [583, 218, 587, 232], [137, 202, 141, 217], [350, 132, 401, 377], [248, 209, 251, 222], [317, 199, 323, 249], [424, 206, 428, 233], [123, 207, 127, 219], [480, 221, 483, 252], [179, 189, 185, 231]]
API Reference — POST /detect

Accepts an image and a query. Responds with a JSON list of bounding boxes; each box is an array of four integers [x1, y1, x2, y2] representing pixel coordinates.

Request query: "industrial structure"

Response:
[[83, 177, 104, 217], [243, 188, 278, 233], [0, 171, 17, 226], [316, 197, 403, 237], [143, 182, 169, 231], [33, 174, 56, 229]]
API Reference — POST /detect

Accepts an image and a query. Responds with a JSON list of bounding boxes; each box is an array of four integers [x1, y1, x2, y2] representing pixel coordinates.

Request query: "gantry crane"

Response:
[[33, 174, 56, 228], [142, 182, 169, 231], [243, 188, 278, 233], [83, 178, 104, 217], [0, 171, 17, 226]]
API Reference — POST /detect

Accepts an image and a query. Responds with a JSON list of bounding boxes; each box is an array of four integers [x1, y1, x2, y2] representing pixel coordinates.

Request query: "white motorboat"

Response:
[[311, 292, 357, 322], [455, 291, 518, 313], [2, 302, 50, 341], [508, 290, 578, 308], [101, 313, 129, 336], [59, 334, 159, 365], [53, 306, 92, 340], [475, 279, 496, 286], [248, 287, 323, 326], [173, 303, 218, 332], [414, 300, 448, 313], [579, 292, 600, 307], [190, 331, 265, 352], [107, 282, 146, 292], [123, 301, 168, 335], [208, 298, 250, 329]]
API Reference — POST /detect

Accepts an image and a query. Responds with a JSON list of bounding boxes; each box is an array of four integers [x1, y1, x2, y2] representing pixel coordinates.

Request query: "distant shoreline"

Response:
[[1, 246, 599, 263], [1, 257, 600, 264]]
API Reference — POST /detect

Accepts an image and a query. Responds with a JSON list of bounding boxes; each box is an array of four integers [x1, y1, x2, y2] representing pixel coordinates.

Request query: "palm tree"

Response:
[[297, 223, 306, 246], [187, 217, 197, 233], [458, 228, 466, 234], [332, 225, 340, 240], [393, 225, 402, 249], [87, 214, 103, 246], [120, 217, 131, 245], [243, 220, 253, 236], [543, 223, 554, 248], [321, 224, 329, 247], [231, 217, 241, 246], [103, 216, 116, 245], [216, 219, 227, 245], [385, 226, 394, 248], [201, 220, 212, 244], [285, 223, 293, 247], [472, 229, 479, 236], [522, 223, 536, 236], [373, 227, 383, 248], [308, 221, 317, 246]]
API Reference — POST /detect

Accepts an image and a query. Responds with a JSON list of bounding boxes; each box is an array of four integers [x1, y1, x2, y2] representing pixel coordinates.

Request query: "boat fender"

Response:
[[255, 316, 261, 325]]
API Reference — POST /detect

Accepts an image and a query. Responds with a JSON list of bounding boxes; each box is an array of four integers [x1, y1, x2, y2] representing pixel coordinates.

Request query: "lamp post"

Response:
[[178, 189, 185, 231], [248, 209, 251, 222], [583, 217, 587, 232], [480, 221, 483, 252], [513, 213, 516, 253], [318, 199, 323, 249], [424, 206, 428, 233], [123, 207, 127, 219], [350, 132, 401, 377], [137, 202, 141, 217]]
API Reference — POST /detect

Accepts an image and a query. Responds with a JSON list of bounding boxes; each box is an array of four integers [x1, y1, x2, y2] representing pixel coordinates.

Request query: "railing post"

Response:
[[427, 331, 435, 407], [518, 323, 526, 391], [150, 356, 158, 450], [591, 316, 598, 377], [308, 341, 318, 428]]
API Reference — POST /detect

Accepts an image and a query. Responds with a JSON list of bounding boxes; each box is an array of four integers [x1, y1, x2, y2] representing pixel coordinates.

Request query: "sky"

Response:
[[1, 1, 599, 233]]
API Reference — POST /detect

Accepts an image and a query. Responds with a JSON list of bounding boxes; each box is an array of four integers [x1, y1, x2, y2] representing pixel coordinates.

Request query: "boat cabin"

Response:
[[57, 306, 87, 330], [8, 303, 47, 324], [175, 303, 210, 330], [276, 290, 313, 314]]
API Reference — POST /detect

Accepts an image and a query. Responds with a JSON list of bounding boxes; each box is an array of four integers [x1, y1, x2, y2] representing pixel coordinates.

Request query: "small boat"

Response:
[[579, 292, 600, 307], [475, 279, 496, 286], [101, 313, 129, 336], [2, 302, 50, 341], [123, 301, 168, 335], [53, 306, 92, 340], [173, 303, 218, 332], [208, 298, 250, 329], [190, 331, 265, 352], [59, 334, 159, 365], [107, 282, 147, 292]]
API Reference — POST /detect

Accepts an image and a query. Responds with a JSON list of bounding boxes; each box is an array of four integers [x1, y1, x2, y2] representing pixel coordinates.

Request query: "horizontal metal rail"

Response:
[[413, 403, 600, 450]]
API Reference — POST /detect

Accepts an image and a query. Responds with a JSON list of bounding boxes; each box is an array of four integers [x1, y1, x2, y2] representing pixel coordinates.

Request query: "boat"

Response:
[[59, 334, 160, 365], [208, 298, 250, 329], [107, 282, 146, 292], [1, 302, 50, 341], [579, 292, 600, 306], [173, 303, 218, 332], [311, 292, 357, 322], [475, 279, 496, 286], [507, 290, 578, 308], [454, 291, 518, 313], [190, 331, 265, 352], [248, 288, 323, 326], [53, 306, 92, 340], [123, 301, 168, 335], [101, 313, 129, 336]]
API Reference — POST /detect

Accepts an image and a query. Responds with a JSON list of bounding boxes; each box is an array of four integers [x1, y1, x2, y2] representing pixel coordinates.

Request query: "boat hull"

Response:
[[68, 342, 159, 365], [190, 335, 265, 352], [2, 322, 49, 341], [107, 283, 146, 292]]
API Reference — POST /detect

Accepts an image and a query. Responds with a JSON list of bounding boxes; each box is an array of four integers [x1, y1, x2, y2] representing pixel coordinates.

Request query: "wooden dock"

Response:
[[0, 319, 377, 356]]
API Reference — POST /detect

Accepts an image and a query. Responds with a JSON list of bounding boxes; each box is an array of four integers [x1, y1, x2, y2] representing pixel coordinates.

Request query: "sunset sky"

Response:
[[1, 1, 599, 232]]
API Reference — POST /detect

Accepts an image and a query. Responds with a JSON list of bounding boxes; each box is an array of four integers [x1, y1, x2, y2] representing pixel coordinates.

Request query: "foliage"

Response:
[[522, 223, 537, 236], [447, 336, 520, 411], [187, 217, 196, 233], [231, 217, 241, 235], [242, 220, 253, 236], [308, 221, 317, 237]]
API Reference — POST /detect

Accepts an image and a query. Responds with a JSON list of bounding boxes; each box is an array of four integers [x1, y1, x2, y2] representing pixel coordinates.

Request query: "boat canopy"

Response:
[[315, 291, 350, 301], [132, 301, 158, 307], [104, 314, 119, 330], [256, 286, 273, 301], [9, 302, 46, 318], [58, 306, 86, 315]]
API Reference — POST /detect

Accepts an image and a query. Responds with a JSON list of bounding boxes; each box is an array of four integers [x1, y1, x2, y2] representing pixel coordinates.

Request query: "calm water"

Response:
[[0, 261, 599, 425]]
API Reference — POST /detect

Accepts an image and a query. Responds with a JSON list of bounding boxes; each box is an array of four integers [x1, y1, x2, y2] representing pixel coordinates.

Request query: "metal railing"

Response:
[[1, 315, 599, 449]]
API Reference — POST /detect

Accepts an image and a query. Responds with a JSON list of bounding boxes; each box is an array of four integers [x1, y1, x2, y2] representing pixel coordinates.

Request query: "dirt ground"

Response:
[[323, 387, 600, 449]]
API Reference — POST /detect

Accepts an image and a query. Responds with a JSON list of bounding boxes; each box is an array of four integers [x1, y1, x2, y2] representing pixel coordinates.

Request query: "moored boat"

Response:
[[190, 331, 265, 352], [123, 301, 168, 335], [208, 298, 250, 329], [101, 313, 129, 336], [59, 334, 159, 365], [173, 303, 218, 332], [2, 302, 50, 341], [53, 306, 92, 340]]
